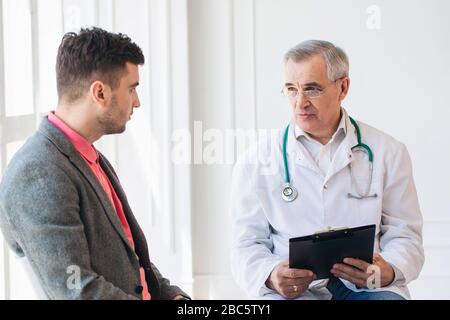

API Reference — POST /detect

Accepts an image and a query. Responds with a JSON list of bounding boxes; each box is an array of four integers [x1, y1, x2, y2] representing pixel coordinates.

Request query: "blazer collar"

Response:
[[37, 116, 135, 253]]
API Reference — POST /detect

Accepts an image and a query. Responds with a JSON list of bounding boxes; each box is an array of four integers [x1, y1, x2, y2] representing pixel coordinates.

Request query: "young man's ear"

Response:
[[90, 81, 111, 107]]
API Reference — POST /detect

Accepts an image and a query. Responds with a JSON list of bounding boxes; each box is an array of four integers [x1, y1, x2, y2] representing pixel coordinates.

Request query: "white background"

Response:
[[189, 0, 450, 299], [0, 0, 449, 299]]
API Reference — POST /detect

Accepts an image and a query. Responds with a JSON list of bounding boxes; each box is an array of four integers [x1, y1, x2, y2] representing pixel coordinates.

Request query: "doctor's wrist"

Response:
[[265, 272, 277, 290], [265, 276, 275, 290]]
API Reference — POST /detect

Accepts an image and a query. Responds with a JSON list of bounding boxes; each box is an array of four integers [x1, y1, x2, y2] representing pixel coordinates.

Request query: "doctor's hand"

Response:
[[330, 253, 395, 289], [265, 260, 315, 299]]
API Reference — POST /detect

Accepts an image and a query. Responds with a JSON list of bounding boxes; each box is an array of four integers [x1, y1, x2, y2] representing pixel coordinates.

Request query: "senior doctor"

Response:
[[230, 40, 424, 300]]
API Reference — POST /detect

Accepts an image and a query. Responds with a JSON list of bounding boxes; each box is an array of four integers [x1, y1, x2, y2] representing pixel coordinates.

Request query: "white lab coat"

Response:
[[230, 110, 424, 299]]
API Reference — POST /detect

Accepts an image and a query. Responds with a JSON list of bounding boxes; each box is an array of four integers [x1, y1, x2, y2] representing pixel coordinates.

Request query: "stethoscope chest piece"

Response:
[[281, 183, 298, 202]]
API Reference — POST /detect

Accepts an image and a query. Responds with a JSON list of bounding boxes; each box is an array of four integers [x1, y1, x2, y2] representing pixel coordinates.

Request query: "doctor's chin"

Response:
[[1, 0, 449, 305]]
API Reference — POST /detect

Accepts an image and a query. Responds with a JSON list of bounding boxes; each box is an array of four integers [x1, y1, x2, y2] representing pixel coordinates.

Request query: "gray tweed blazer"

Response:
[[0, 117, 189, 300]]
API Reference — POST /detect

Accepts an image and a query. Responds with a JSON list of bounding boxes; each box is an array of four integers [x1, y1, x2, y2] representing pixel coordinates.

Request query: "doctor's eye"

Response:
[[282, 86, 299, 99], [304, 86, 321, 92], [303, 87, 322, 97], [286, 87, 298, 92], [285, 86, 299, 94]]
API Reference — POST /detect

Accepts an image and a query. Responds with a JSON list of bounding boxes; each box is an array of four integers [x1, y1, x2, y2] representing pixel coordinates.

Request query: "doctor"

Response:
[[230, 40, 424, 300]]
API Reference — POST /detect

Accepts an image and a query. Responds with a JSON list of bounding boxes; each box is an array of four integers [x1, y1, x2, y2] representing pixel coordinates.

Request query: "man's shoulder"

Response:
[[356, 120, 406, 153], [0, 131, 73, 191], [10, 131, 66, 166]]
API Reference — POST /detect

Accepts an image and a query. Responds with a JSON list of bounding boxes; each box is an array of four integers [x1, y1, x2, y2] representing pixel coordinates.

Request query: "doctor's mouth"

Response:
[[297, 113, 317, 121]]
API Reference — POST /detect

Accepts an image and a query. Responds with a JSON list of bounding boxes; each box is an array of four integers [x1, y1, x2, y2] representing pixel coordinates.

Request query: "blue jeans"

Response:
[[326, 277, 406, 300]]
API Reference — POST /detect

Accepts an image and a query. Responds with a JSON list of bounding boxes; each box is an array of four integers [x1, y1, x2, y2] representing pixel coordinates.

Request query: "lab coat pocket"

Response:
[[342, 155, 383, 228], [350, 177, 383, 228], [348, 151, 381, 200]]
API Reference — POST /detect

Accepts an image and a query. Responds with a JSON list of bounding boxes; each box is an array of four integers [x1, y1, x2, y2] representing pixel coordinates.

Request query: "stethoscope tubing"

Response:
[[281, 116, 375, 202]]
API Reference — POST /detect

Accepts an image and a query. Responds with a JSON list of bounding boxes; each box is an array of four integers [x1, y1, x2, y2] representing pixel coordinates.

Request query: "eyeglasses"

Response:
[[281, 77, 344, 100]]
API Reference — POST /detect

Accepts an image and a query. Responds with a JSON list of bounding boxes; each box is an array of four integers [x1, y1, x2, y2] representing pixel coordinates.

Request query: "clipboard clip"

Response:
[[314, 226, 348, 234], [313, 226, 352, 242]]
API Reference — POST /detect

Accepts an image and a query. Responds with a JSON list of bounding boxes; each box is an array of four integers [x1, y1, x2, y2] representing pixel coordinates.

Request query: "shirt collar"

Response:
[[294, 108, 347, 144], [47, 111, 99, 164]]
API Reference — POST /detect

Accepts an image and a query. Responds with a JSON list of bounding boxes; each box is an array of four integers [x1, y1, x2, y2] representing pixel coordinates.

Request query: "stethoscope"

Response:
[[281, 116, 377, 202]]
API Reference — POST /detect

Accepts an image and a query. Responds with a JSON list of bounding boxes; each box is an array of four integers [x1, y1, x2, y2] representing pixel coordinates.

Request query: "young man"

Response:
[[0, 27, 189, 300]]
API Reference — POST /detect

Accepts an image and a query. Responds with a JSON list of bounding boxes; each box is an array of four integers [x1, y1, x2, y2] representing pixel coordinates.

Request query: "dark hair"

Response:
[[56, 27, 145, 103]]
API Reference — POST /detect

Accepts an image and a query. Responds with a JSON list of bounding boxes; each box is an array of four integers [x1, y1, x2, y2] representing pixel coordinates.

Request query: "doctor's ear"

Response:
[[338, 77, 350, 101], [89, 81, 111, 107]]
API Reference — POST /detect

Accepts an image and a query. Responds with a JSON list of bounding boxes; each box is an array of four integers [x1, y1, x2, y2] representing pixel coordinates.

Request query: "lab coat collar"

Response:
[[324, 109, 359, 182], [286, 121, 318, 172], [294, 110, 347, 142], [286, 108, 358, 182]]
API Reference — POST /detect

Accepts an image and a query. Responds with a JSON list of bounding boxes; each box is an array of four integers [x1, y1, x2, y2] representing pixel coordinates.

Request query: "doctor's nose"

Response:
[[294, 94, 311, 112]]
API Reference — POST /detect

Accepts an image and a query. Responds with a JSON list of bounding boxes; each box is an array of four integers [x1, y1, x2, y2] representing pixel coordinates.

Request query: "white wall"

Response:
[[188, 0, 450, 299], [1, 0, 449, 300]]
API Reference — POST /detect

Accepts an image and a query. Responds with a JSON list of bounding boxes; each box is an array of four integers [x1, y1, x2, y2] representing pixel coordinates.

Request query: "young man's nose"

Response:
[[134, 95, 141, 108]]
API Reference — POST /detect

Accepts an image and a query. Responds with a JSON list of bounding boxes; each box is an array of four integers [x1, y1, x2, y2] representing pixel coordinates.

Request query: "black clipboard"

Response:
[[289, 224, 375, 280]]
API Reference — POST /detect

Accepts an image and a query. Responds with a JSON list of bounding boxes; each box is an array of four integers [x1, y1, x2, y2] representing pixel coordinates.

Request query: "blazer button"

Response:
[[135, 285, 143, 294]]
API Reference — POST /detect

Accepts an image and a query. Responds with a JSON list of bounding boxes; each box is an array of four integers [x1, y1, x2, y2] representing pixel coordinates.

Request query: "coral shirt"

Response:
[[48, 112, 151, 300]]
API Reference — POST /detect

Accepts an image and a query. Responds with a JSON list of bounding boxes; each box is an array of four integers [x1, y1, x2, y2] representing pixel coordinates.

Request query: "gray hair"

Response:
[[284, 40, 349, 81]]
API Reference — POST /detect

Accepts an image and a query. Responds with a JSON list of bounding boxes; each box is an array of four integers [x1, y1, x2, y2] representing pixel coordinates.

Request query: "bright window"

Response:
[[2, 0, 34, 117]]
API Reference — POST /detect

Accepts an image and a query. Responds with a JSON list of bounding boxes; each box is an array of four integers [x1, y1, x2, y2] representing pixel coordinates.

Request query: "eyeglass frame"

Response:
[[281, 76, 346, 100]]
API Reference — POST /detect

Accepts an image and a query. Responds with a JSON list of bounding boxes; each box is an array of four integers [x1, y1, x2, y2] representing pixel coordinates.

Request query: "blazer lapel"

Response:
[[68, 155, 135, 252], [99, 154, 162, 299], [37, 117, 134, 253]]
